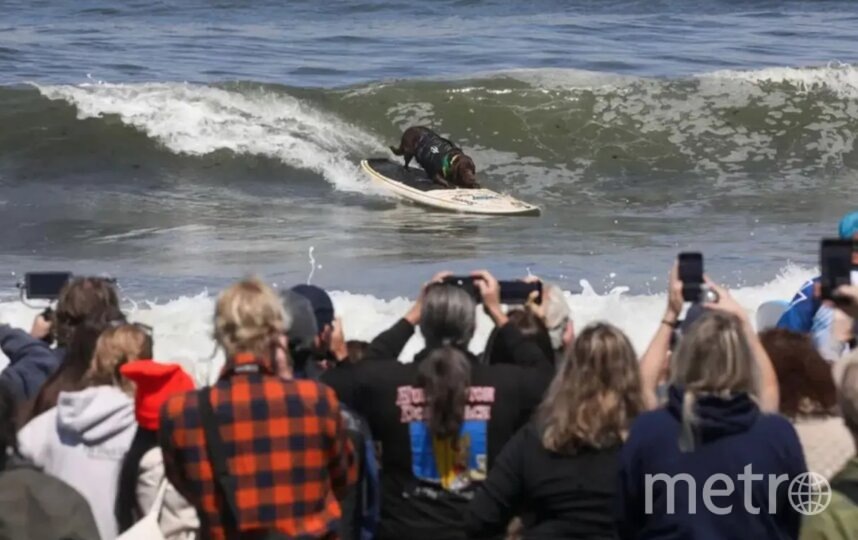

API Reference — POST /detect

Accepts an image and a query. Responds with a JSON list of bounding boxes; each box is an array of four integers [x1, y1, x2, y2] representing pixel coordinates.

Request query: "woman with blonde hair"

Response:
[[466, 323, 643, 539], [18, 323, 150, 540], [618, 274, 806, 540], [159, 278, 356, 539]]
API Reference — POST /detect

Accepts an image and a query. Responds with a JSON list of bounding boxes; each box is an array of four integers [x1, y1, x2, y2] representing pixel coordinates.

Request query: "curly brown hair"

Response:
[[759, 328, 837, 417], [538, 323, 643, 453]]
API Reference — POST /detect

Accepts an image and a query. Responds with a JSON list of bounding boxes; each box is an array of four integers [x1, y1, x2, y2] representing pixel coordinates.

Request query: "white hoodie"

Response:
[[19, 386, 138, 540]]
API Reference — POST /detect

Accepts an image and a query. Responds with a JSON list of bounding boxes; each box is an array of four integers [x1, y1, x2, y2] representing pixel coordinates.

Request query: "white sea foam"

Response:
[[702, 63, 858, 99], [0, 265, 815, 383], [34, 82, 386, 192]]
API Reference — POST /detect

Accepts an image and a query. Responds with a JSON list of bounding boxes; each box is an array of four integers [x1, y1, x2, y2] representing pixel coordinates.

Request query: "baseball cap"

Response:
[[119, 361, 195, 431], [838, 211, 858, 240], [291, 284, 335, 330]]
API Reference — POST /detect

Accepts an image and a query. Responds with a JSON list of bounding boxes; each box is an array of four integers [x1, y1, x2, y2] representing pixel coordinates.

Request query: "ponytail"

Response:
[[417, 345, 471, 442]]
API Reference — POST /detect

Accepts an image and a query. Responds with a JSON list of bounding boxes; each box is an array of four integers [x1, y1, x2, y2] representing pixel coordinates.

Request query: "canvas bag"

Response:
[[116, 478, 169, 540]]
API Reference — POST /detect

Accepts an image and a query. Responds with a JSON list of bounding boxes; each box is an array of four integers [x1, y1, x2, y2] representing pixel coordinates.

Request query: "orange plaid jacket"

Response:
[[159, 354, 357, 539]]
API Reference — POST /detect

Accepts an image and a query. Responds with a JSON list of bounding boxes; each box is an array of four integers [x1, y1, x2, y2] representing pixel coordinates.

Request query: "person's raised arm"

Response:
[[474, 271, 553, 370], [364, 271, 451, 362], [639, 262, 683, 410], [704, 279, 780, 413], [472, 270, 509, 328]]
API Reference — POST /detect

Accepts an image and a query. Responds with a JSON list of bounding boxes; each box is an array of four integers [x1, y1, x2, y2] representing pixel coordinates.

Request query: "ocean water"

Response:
[[1, 0, 857, 372]]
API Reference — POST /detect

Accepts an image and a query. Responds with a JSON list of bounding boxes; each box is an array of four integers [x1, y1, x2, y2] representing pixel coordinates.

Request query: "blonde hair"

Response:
[[538, 323, 643, 453], [671, 311, 755, 450], [214, 277, 289, 360], [85, 324, 153, 392]]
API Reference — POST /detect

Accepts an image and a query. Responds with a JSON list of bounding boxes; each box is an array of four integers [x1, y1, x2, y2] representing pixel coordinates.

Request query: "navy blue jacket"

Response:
[[617, 386, 806, 540], [0, 326, 63, 401]]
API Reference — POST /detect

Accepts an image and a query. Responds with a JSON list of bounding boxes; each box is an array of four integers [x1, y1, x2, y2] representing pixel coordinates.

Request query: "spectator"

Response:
[[801, 356, 858, 540], [482, 307, 554, 368], [291, 284, 345, 360], [467, 322, 643, 539], [281, 290, 380, 540], [640, 264, 780, 412], [0, 383, 100, 540], [117, 360, 199, 539], [291, 284, 360, 401], [618, 290, 805, 540], [760, 329, 855, 478], [23, 318, 147, 426], [327, 271, 552, 540], [777, 211, 858, 359], [347, 271, 555, 373], [541, 281, 575, 357], [0, 276, 123, 402], [159, 277, 356, 539], [17, 323, 145, 540]]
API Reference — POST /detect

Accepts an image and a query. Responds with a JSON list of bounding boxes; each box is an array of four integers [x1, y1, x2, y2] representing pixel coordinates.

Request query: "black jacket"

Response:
[[323, 319, 552, 540], [466, 423, 621, 539]]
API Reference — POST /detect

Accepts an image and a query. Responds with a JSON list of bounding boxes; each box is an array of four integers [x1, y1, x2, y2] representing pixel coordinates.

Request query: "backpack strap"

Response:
[[198, 386, 241, 538]]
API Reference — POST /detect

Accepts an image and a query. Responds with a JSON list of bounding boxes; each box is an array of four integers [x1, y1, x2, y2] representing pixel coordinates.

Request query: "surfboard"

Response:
[[361, 158, 540, 216], [755, 299, 789, 330]]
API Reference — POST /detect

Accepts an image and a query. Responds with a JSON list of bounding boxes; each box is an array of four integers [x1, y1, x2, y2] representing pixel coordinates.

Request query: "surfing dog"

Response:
[[389, 126, 479, 189]]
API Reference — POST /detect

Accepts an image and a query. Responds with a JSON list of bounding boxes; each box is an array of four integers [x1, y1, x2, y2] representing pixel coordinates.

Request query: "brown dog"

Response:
[[389, 126, 479, 189]]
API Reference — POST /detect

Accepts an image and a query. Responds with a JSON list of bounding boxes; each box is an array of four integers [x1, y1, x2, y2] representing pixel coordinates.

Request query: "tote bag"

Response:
[[116, 478, 169, 540]]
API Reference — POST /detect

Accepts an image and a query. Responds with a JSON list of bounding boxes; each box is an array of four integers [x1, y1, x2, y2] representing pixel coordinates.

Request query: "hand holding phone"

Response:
[[820, 239, 855, 301]]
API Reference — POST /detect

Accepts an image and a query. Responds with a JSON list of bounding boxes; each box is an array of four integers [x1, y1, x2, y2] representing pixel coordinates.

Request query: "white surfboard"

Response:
[[755, 300, 789, 330], [361, 159, 540, 216]]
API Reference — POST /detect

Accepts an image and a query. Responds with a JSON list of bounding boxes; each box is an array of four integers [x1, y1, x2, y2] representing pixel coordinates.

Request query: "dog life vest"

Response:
[[414, 130, 461, 182]]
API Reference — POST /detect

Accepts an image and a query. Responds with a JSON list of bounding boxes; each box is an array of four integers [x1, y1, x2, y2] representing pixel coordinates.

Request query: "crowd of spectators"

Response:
[[0, 214, 857, 539]]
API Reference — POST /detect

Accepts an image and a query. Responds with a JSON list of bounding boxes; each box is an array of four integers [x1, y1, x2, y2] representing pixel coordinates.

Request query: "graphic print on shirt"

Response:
[[396, 385, 494, 492]]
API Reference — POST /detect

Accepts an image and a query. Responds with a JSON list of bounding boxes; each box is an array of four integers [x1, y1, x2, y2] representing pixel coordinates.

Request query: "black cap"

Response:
[[291, 284, 335, 330]]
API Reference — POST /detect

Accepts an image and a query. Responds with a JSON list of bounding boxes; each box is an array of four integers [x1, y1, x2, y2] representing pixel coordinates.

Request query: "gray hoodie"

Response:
[[19, 385, 138, 540]]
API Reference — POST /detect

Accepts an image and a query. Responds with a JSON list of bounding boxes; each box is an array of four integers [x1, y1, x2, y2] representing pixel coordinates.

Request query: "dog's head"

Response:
[[452, 155, 479, 188]]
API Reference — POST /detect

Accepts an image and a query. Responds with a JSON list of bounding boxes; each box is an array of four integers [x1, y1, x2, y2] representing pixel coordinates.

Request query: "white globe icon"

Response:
[[788, 472, 831, 516]]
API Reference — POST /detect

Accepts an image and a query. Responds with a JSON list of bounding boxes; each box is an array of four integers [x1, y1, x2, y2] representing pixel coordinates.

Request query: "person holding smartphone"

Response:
[[776, 211, 858, 360], [324, 271, 552, 540]]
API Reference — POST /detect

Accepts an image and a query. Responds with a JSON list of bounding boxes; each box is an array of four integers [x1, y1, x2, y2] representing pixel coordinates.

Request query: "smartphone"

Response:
[[443, 276, 481, 302], [820, 239, 853, 300], [442, 276, 542, 305], [678, 252, 704, 303], [499, 280, 542, 305], [24, 272, 72, 300]]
